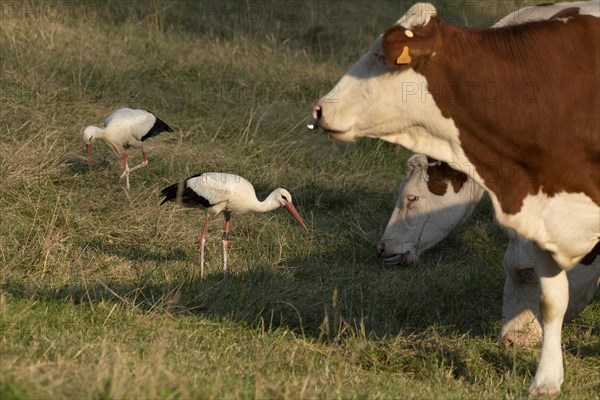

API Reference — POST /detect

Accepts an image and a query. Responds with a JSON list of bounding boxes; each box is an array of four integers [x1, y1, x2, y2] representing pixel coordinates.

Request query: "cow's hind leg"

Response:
[[529, 248, 568, 395]]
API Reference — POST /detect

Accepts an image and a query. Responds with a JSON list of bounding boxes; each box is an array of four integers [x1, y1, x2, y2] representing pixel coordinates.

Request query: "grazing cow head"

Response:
[[377, 154, 484, 266]]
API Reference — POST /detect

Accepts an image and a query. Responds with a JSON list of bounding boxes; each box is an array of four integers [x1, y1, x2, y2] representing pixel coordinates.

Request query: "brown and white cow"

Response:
[[379, 154, 600, 347], [311, 1, 600, 395]]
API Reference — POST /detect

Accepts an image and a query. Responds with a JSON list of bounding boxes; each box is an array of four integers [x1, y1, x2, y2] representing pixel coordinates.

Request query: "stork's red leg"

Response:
[[200, 213, 210, 280], [222, 215, 231, 279], [119, 152, 130, 190], [128, 150, 149, 173]]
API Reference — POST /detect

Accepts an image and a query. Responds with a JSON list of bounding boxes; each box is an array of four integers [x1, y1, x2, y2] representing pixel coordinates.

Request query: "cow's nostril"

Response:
[[308, 105, 322, 130], [377, 242, 385, 256], [312, 104, 322, 121]]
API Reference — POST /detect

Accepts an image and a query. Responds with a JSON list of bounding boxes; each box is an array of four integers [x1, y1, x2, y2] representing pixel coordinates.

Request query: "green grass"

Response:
[[1, 1, 598, 399]]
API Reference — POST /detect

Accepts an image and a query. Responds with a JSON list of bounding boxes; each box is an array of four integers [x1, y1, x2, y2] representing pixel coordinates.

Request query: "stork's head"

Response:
[[273, 188, 293, 206], [83, 126, 96, 144], [83, 126, 97, 168], [273, 188, 308, 232]]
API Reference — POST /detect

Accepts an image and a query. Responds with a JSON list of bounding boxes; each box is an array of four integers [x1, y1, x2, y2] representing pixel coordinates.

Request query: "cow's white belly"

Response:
[[489, 190, 600, 269]]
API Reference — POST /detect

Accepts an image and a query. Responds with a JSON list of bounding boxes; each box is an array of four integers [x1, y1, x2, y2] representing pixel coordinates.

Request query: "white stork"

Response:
[[160, 173, 308, 279], [83, 108, 173, 189]]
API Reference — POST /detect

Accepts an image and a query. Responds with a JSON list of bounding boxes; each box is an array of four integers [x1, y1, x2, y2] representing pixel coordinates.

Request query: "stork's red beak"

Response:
[[283, 203, 308, 232], [86, 143, 92, 168]]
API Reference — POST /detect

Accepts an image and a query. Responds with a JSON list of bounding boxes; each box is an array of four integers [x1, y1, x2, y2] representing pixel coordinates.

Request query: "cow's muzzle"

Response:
[[381, 252, 413, 268], [377, 241, 414, 267]]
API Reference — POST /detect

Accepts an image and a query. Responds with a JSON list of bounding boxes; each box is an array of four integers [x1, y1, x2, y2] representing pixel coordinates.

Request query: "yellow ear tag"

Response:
[[396, 46, 412, 65]]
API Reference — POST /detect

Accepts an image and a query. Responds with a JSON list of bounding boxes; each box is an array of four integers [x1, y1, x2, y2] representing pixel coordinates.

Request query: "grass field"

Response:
[[1, 0, 599, 398]]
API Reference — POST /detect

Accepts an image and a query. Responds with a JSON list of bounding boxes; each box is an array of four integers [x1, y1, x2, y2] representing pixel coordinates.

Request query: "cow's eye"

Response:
[[407, 195, 419, 203]]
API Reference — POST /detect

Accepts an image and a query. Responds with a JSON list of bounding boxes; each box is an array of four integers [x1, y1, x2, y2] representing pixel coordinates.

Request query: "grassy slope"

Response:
[[1, 1, 598, 398]]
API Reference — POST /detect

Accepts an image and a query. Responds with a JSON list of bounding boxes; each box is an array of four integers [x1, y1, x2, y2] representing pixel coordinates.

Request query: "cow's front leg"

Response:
[[529, 248, 568, 395]]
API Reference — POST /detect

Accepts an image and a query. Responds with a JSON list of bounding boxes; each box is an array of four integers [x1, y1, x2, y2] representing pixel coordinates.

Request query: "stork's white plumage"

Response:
[[160, 173, 308, 279], [83, 108, 173, 189]]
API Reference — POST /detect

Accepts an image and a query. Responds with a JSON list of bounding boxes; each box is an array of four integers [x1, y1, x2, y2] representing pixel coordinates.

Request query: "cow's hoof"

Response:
[[529, 379, 562, 396]]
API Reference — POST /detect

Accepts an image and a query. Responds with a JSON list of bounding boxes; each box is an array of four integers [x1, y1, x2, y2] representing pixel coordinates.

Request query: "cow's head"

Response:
[[311, 3, 449, 155], [377, 154, 484, 267]]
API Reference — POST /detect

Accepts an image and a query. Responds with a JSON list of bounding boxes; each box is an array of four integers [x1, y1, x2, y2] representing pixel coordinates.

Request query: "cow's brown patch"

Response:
[[383, 16, 600, 214], [425, 158, 469, 196]]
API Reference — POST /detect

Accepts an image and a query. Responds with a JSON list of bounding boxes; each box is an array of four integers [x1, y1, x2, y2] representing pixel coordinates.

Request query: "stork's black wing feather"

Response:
[[160, 182, 179, 205], [160, 174, 211, 208], [142, 111, 173, 142]]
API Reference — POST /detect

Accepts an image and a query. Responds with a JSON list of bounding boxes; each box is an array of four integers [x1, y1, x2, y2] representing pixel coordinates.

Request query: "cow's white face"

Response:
[[313, 3, 464, 165], [318, 35, 421, 141], [377, 154, 484, 266]]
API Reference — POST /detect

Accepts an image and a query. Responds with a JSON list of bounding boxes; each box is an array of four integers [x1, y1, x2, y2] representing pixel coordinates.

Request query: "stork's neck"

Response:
[[251, 190, 283, 213]]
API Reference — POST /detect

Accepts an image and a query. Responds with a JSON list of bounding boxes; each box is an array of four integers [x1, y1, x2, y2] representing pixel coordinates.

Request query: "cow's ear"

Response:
[[406, 154, 429, 177], [382, 17, 440, 68], [396, 2, 437, 28]]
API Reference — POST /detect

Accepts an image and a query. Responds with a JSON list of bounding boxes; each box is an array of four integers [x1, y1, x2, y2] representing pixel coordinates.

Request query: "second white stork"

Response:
[[83, 108, 173, 189], [160, 173, 308, 280]]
